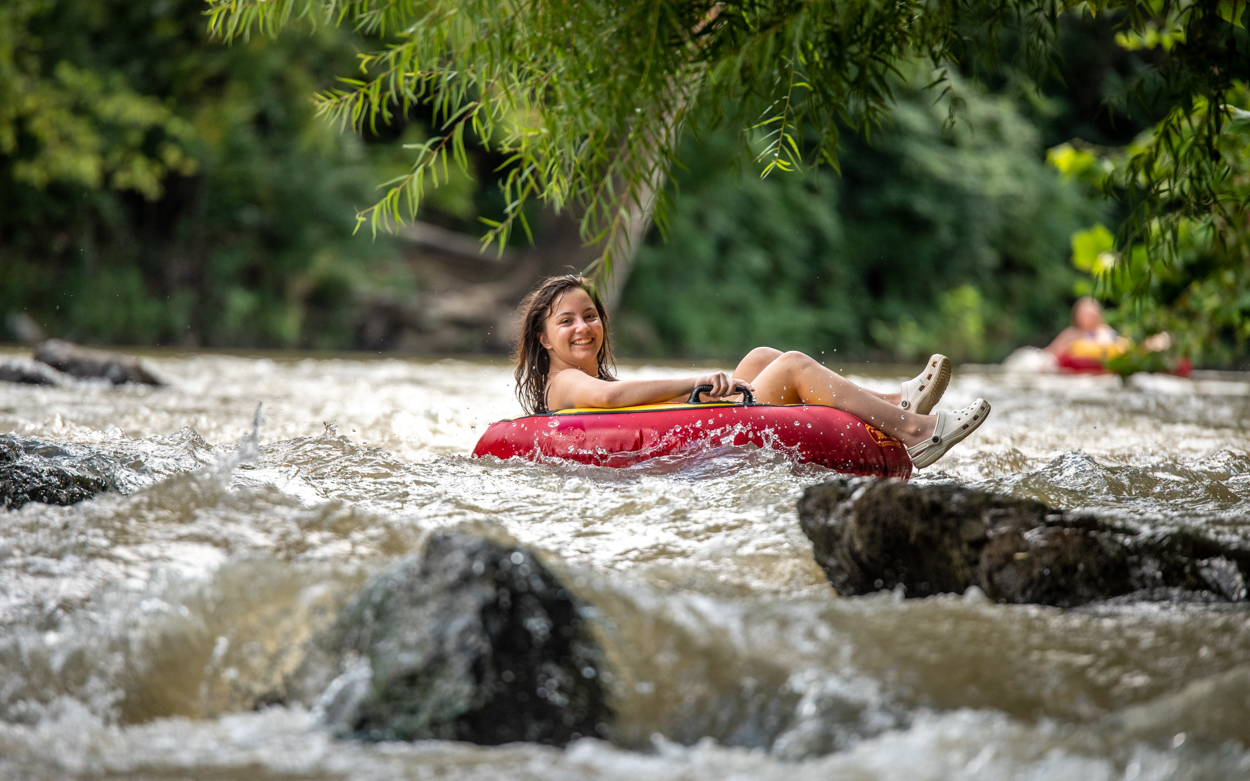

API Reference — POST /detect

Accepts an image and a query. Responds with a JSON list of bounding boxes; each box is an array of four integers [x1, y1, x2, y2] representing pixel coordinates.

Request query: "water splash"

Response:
[[206, 403, 265, 484]]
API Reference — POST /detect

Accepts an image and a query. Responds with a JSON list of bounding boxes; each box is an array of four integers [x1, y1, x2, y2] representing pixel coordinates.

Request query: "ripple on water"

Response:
[[972, 449, 1250, 518]]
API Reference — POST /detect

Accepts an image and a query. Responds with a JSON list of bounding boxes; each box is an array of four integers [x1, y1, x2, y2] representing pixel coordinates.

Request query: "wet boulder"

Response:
[[0, 358, 66, 386], [33, 339, 163, 386], [299, 532, 612, 745], [799, 478, 1250, 607], [0, 435, 113, 510]]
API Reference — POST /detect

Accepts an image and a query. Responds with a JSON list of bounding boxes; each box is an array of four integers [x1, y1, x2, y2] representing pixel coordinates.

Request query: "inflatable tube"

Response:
[[1057, 334, 1132, 374], [1055, 352, 1110, 374], [1058, 340, 1194, 378], [472, 390, 912, 479]]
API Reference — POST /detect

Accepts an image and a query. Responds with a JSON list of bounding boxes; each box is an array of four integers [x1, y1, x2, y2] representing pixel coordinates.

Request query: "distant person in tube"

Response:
[[1045, 297, 1171, 372]]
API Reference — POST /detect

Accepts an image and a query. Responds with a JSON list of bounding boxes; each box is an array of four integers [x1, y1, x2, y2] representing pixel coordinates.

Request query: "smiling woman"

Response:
[[513, 276, 620, 415], [510, 275, 991, 470]]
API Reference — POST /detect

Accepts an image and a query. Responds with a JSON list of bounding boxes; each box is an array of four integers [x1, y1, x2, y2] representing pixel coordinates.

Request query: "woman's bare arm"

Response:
[[1044, 326, 1080, 355], [547, 369, 752, 411]]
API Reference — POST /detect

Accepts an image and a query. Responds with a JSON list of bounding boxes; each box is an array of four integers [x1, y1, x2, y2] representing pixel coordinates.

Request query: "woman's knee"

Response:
[[776, 350, 816, 369], [734, 346, 783, 381], [776, 351, 840, 384], [745, 346, 782, 363]]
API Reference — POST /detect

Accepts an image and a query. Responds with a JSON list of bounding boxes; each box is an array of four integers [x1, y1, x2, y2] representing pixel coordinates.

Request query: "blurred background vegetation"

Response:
[[0, 1, 1244, 366], [1, 0, 393, 348], [618, 70, 1104, 363]]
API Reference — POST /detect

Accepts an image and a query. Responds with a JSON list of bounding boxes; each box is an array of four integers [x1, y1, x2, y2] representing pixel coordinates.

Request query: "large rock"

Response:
[[0, 358, 66, 386], [799, 478, 1250, 607], [295, 532, 612, 745], [33, 339, 163, 385], [0, 436, 113, 510]]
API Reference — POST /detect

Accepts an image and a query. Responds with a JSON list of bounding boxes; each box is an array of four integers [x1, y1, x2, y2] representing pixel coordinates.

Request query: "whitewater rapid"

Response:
[[1, 348, 1248, 780]]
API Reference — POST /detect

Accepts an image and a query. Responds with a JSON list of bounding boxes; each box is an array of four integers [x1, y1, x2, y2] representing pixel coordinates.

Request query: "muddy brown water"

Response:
[[0, 348, 1248, 780]]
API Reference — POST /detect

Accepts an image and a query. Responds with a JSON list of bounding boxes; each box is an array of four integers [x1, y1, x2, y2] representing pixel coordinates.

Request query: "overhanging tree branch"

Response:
[[203, 0, 1248, 292]]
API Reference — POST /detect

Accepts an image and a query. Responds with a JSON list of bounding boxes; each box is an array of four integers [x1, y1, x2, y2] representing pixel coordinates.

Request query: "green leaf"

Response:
[[1218, 0, 1246, 28], [1071, 224, 1116, 274]]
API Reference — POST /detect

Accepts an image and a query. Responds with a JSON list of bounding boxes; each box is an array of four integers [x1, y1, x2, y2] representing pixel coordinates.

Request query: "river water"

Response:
[[0, 347, 1248, 780]]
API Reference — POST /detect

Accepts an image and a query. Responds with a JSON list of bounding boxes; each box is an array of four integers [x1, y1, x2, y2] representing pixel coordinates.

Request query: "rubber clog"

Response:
[[899, 354, 951, 415], [906, 398, 991, 469]]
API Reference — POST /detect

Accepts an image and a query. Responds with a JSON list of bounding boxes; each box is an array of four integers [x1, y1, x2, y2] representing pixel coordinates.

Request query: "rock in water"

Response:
[[303, 532, 611, 745], [33, 339, 163, 386], [0, 358, 66, 386], [0, 436, 113, 509], [799, 478, 1250, 607]]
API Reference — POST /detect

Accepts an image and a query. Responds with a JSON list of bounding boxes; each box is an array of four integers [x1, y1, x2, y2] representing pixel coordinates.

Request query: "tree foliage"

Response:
[[5, 0, 1247, 362], [1053, 81, 1250, 364], [619, 72, 1100, 362], [203, 0, 1067, 275], [0, 0, 197, 199], [204, 0, 1249, 289], [0, 0, 413, 348]]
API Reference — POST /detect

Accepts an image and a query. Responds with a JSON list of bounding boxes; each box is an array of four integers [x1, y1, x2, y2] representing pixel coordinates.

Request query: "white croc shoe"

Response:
[[899, 354, 951, 415], [906, 398, 991, 469]]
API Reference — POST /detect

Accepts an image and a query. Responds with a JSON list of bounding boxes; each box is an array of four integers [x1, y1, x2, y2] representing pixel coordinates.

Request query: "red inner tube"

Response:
[[472, 403, 912, 479], [1055, 353, 1110, 374]]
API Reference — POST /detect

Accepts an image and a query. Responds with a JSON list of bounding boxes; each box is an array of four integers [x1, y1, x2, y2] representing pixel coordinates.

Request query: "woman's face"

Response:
[[1074, 301, 1104, 332], [539, 287, 603, 369]]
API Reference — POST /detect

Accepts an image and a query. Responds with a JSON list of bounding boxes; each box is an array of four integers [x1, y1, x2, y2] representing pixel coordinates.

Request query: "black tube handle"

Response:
[[687, 383, 755, 406]]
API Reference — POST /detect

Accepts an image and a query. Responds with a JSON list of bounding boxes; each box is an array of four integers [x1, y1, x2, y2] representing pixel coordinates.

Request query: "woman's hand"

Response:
[[1141, 331, 1173, 352], [693, 372, 754, 400]]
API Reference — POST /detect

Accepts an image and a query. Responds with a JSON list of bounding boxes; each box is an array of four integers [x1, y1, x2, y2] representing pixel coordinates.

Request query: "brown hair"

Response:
[[514, 275, 617, 414]]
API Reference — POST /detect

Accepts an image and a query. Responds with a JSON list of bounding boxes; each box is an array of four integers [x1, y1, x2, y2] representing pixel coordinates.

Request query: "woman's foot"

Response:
[[899, 354, 951, 415], [905, 398, 990, 469]]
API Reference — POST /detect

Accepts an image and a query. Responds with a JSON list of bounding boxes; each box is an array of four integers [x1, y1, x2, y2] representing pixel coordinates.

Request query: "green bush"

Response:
[[0, 0, 404, 349]]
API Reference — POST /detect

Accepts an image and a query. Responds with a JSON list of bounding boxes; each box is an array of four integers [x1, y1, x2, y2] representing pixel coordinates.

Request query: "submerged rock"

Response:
[[291, 532, 611, 745], [33, 339, 163, 386], [0, 435, 113, 510], [799, 478, 1250, 607], [0, 358, 66, 386]]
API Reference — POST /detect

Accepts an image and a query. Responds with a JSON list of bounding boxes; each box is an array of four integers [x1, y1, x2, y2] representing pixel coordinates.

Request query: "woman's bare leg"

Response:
[[734, 346, 901, 404], [867, 387, 902, 404], [750, 351, 934, 447], [732, 346, 783, 382]]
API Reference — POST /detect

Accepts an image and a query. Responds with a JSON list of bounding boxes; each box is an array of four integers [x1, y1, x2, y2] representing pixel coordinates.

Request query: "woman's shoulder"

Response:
[[548, 367, 595, 384], [545, 367, 600, 412]]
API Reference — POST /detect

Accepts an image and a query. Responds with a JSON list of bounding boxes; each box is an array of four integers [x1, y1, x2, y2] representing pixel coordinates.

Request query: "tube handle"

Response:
[[687, 383, 755, 406]]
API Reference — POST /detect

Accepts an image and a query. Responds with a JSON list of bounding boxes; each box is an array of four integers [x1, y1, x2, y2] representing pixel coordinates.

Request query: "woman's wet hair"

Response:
[[514, 275, 616, 414]]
